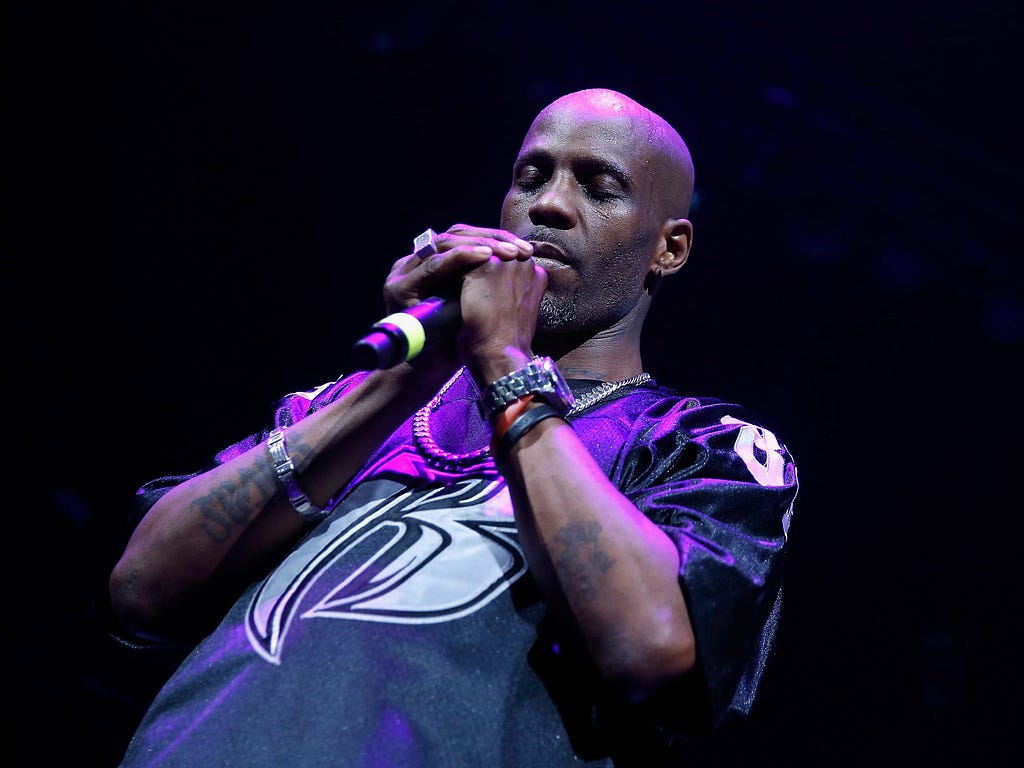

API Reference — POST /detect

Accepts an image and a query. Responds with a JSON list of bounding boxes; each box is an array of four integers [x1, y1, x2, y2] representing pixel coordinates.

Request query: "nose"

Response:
[[528, 172, 577, 230]]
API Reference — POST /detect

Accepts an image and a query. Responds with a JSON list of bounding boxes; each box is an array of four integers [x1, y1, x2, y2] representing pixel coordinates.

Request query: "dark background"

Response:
[[9, 1, 1021, 765]]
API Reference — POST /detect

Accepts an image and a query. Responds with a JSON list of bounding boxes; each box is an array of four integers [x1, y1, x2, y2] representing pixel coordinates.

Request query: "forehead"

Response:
[[517, 102, 655, 168]]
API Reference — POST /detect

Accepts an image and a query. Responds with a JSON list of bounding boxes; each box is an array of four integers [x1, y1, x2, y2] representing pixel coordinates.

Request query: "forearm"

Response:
[[109, 441, 293, 641], [501, 414, 696, 700], [109, 362, 450, 641]]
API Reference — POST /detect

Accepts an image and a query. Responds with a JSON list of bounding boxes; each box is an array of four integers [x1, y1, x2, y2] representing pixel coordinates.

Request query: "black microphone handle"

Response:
[[349, 297, 462, 371]]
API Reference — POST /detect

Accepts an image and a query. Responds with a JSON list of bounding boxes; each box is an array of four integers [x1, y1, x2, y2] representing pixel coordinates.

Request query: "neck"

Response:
[[534, 328, 645, 382], [533, 293, 652, 381]]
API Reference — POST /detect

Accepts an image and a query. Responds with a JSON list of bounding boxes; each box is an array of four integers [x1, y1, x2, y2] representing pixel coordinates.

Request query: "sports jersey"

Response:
[[117, 369, 799, 767]]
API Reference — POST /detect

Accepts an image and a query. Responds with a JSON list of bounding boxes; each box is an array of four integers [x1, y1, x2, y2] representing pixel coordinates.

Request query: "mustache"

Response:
[[523, 229, 578, 268]]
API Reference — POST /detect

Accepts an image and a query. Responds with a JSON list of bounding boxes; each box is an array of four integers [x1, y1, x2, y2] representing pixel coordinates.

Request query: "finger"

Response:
[[417, 244, 494, 284], [444, 224, 534, 260], [391, 253, 424, 277]]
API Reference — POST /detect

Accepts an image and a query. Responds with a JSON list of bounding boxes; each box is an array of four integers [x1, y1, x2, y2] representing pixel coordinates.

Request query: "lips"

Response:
[[529, 240, 571, 268]]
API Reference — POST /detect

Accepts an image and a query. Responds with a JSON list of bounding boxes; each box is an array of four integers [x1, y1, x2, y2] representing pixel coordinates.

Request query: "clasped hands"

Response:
[[384, 224, 548, 385]]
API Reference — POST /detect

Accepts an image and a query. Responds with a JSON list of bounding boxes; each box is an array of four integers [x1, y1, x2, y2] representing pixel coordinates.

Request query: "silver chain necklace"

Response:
[[412, 367, 653, 469]]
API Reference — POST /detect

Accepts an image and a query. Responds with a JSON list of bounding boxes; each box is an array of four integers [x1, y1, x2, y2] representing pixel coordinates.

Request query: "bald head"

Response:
[[535, 88, 695, 218]]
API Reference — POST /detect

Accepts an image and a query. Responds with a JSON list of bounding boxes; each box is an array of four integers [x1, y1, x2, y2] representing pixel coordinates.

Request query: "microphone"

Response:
[[349, 297, 461, 370]]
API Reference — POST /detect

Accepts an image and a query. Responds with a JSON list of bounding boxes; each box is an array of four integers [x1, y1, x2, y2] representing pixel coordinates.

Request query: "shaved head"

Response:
[[536, 88, 695, 218]]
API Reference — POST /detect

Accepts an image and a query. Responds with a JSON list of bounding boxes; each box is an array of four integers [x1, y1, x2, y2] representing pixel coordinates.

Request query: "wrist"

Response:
[[490, 394, 535, 437], [466, 347, 534, 392], [267, 428, 332, 521], [491, 403, 567, 457], [477, 355, 575, 423], [375, 358, 458, 402]]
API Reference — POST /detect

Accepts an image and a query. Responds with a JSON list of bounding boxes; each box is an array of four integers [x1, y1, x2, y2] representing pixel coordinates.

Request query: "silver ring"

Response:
[[413, 228, 439, 259]]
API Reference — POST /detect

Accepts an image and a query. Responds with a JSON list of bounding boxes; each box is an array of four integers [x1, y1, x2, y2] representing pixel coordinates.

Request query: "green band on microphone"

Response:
[[377, 312, 426, 360]]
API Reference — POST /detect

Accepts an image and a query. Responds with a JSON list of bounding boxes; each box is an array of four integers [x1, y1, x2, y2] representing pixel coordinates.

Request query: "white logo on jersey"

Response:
[[722, 416, 794, 539], [721, 416, 787, 488], [246, 455, 525, 664]]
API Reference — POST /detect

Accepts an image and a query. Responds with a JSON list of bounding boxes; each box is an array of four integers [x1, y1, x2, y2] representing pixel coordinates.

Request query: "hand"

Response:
[[381, 225, 540, 381], [382, 224, 533, 314], [457, 249, 548, 386]]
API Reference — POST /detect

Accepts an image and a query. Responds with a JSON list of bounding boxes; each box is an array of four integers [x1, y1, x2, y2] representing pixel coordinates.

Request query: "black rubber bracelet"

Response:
[[495, 404, 566, 456]]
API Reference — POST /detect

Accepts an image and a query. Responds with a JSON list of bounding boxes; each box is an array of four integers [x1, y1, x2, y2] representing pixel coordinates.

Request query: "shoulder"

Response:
[[573, 382, 797, 481], [574, 382, 764, 435], [634, 385, 795, 462]]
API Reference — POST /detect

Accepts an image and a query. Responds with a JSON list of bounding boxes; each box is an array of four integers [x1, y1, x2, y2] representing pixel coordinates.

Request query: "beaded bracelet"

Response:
[[267, 428, 330, 521], [492, 403, 566, 456]]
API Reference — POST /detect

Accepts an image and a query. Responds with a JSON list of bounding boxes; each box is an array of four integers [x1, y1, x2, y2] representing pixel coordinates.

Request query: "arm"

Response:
[[109, 229, 530, 643], [499, 417, 696, 703], [451, 238, 695, 704], [493, 391, 798, 718], [108, 364, 450, 643]]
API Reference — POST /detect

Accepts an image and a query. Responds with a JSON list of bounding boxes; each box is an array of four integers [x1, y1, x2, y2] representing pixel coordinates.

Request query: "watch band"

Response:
[[479, 356, 575, 422]]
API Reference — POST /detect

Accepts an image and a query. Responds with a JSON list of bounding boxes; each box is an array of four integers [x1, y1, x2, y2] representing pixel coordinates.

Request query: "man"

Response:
[[109, 87, 798, 766]]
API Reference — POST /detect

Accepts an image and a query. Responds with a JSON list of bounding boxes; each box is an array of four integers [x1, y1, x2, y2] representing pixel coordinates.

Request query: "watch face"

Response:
[[525, 357, 575, 413], [543, 361, 575, 412]]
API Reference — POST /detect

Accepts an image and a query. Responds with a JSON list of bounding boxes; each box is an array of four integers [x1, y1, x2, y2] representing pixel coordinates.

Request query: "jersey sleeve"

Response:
[[610, 395, 799, 727]]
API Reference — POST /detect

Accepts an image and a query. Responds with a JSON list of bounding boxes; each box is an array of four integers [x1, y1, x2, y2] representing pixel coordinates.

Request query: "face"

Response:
[[500, 98, 666, 336]]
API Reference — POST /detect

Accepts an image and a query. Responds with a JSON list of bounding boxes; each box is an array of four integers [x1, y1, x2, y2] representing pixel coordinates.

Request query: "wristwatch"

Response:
[[479, 356, 575, 422]]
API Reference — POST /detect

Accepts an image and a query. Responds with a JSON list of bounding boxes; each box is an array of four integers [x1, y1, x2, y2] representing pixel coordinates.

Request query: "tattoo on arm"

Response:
[[553, 520, 615, 603], [196, 463, 278, 543]]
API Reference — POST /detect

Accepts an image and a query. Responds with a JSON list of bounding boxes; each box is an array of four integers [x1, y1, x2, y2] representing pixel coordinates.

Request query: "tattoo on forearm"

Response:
[[553, 520, 615, 603], [195, 463, 277, 542]]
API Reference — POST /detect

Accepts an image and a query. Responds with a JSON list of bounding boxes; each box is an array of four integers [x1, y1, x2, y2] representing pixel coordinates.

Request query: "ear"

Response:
[[649, 218, 693, 276]]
